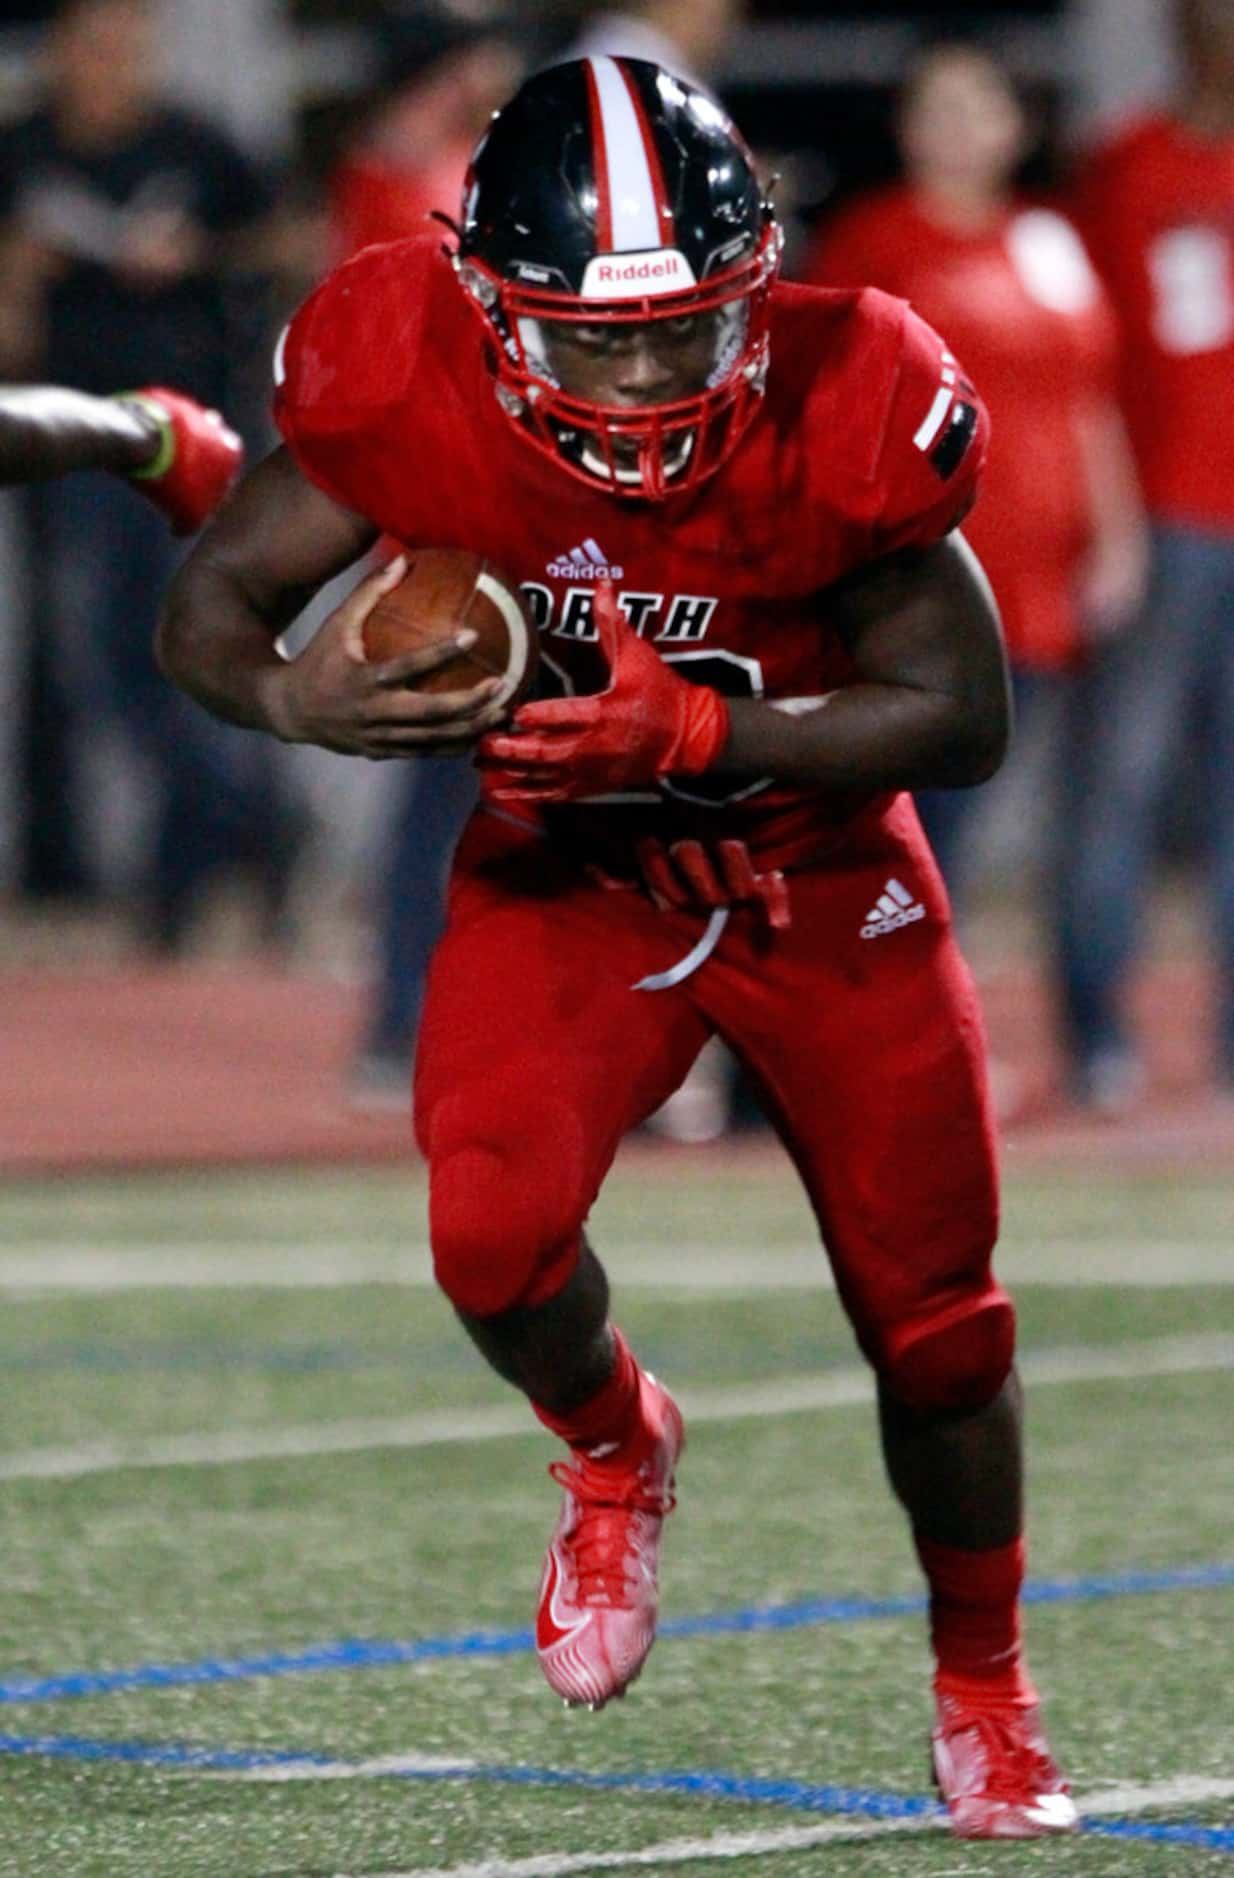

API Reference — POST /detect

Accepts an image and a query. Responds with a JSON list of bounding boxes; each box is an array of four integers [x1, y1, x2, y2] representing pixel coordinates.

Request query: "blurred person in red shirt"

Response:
[[804, 43, 1147, 1115], [328, 5, 524, 1108], [329, 6, 522, 267], [1065, 0, 1234, 1108]]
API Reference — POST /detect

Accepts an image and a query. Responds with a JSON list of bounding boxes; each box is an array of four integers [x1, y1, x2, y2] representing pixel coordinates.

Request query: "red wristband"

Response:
[[665, 685, 730, 776]]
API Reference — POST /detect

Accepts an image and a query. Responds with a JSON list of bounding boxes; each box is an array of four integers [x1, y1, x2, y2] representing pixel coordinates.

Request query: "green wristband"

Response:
[[114, 393, 177, 481]]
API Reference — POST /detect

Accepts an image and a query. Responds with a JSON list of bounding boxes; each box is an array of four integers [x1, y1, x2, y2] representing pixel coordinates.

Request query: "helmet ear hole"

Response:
[[454, 54, 782, 499], [456, 259, 498, 310]]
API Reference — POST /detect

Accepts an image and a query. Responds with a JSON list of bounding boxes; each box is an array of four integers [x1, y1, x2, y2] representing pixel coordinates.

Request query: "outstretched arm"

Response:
[[0, 383, 243, 532]]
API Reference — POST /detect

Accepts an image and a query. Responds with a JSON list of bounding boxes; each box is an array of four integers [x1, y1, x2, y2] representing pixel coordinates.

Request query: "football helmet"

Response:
[[452, 57, 782, 500]]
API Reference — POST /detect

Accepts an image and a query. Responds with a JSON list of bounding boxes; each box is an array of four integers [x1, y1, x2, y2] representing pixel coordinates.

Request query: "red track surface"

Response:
[[2, 956, 1231, 1176], [2, 966, 412, 1175]]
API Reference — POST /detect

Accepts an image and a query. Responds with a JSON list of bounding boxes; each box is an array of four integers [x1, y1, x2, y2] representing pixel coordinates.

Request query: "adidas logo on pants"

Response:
[[861, 877, 926, 939]]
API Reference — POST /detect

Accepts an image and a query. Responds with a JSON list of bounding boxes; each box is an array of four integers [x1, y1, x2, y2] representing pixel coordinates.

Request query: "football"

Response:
[[362, 547, 538, 712]]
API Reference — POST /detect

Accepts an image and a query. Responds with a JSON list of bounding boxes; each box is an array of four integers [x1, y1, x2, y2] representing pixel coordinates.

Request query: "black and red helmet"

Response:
[[453, 56, 782, 500]]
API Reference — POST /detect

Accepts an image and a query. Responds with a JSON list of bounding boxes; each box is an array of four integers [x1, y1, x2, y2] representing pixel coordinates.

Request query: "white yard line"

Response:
[[0, 1247, 436, 1294], [1, 1333, 1232, 1484], [344, 1814, 937, 1872], [330, 1773, 1234, 1878], [0, 1240, 1231, 1295], [1084, 1776, 1234, 1812], [234, 1752, 479, 1781]]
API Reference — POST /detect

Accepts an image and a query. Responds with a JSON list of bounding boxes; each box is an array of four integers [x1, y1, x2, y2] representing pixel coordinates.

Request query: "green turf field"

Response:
[[0, 1156, 1231, 1876]]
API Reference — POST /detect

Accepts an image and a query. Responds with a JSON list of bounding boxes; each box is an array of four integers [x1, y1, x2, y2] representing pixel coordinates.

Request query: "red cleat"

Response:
[[932, 1691, 1079, 1838], [535, 1373, 683, 1710]]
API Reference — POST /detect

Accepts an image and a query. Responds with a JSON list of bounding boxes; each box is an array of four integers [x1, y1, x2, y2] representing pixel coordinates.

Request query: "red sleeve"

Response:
[[1016, 202, 1122, 400], [870, 302, 990, 555], [272, 238, 436, 510]]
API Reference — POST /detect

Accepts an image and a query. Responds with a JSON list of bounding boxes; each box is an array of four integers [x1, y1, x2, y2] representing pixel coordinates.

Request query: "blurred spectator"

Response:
[[1065, 0, 1234, 1109], [0, 0, 299, 950], [560, 0, 742, 88], [804, 42, 1147, 1116], [329, 4, 522, 263], [336, 4, 523, 1108]]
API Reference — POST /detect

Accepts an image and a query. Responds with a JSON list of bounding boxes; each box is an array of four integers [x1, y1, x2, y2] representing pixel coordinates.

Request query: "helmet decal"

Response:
[[583, 56, 677, 260]]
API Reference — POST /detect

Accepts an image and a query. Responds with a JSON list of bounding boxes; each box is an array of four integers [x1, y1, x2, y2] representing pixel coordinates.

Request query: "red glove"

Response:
[[637, 836, 791, 930], [479, 580, 729, 802], [118, 387, 243, 534]]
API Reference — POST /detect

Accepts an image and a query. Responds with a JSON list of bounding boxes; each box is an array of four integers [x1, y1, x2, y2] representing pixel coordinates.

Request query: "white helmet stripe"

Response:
[[588, 57, 666, 253]]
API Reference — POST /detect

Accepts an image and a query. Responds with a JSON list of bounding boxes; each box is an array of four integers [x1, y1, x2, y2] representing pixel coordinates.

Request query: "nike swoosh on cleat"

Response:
[[536, 1541, 591, 1652]]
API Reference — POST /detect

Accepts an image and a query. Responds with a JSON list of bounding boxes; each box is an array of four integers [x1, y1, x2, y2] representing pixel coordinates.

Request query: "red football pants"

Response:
[[414, 804, 1010, 1398]]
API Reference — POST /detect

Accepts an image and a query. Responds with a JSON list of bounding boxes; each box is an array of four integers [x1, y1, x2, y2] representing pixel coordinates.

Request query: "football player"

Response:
[[0, 383, 241, 531], [159, 58, 1074, 1838]]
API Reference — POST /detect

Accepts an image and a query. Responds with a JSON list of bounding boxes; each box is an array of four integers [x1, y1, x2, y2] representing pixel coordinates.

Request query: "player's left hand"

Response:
[[636, 836, 791, 929], [478, 580, 729, 801], [119, 387, 243, 534]]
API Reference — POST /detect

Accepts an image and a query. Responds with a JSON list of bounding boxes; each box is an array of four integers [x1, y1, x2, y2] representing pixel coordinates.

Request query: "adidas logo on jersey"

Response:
[[860, 878, 926, 939], [547, 538, 625, 581]]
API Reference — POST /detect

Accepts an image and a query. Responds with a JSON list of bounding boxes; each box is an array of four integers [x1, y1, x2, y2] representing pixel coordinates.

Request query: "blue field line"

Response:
[[2, 1560, 1233, 1708], [0, 1731, 1231, 1852], [0, 1732, 334, 1771]]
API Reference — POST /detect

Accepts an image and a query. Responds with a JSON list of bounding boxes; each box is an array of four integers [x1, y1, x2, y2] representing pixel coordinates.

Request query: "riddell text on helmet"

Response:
[[580, 250, 697, 298]]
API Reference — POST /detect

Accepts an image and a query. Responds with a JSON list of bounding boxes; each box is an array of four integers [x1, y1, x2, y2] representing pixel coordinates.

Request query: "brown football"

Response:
[[362, 547, 538, 712]]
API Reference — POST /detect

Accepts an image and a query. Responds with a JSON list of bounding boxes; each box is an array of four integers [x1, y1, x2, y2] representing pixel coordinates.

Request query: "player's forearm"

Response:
[[0, 386, 162, 484], [157, 553, 297, 737], [719, 681, 1008, 793]]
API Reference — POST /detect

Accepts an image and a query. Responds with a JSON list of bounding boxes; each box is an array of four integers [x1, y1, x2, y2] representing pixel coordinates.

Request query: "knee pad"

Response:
[[881, 1291, 1016, 1415], [424, 1079, 587, 1318]]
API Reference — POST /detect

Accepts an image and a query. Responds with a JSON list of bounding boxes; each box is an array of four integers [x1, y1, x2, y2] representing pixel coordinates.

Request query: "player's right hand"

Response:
[[266, 556, 511, 759]]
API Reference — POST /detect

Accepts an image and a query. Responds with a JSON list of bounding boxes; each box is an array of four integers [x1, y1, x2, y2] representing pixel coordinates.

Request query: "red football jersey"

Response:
[[1072, 113, 1234, 530], [804, 186, 1116, 671], [273, 237, 988, 872]]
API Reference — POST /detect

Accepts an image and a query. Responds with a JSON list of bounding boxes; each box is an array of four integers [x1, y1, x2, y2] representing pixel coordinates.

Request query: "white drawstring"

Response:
[[633, 908, 729, 991]]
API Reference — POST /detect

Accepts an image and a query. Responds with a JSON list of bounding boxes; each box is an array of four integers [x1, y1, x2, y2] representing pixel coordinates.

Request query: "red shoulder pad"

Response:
[[271, 235, 452, 512], [273, 236, 444, 453], [870, 301, 990, 556]]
